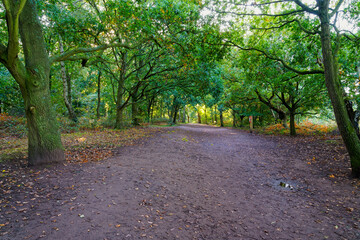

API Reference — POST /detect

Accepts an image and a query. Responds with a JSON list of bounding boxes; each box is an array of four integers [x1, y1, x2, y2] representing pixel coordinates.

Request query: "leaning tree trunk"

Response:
[[17, 0, 64, 165], [319, 2, 360, 176]]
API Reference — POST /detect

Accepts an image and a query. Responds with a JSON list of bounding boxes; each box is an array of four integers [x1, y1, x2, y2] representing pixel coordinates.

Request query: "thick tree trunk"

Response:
[[115, 106, 125, 128], [319, 2, 360, 176], [15, 0, 65, 165]]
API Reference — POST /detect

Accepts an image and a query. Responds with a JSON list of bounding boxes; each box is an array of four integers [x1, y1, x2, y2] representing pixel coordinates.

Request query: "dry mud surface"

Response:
[[1, 124, 359, 239]]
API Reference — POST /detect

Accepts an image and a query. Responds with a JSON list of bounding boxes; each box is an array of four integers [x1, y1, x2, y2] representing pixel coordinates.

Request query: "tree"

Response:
[[214, 0, 360, 176], [0, 0, 131, 165], [0, 0, 65, 165]]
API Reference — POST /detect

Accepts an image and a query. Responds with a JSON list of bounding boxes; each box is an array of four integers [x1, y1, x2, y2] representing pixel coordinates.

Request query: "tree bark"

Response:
[[197, 110, 201, 123], [17, 0, 64, 165], [318, 0, 360, 176]]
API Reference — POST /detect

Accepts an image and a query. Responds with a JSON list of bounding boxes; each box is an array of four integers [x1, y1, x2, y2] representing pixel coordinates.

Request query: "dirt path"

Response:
[[1, 124, 359, 239]]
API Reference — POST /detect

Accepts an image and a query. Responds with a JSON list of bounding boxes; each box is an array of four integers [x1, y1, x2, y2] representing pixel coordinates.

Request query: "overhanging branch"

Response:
[[49, 42, 134, 64], [227, 41, 324, 75]]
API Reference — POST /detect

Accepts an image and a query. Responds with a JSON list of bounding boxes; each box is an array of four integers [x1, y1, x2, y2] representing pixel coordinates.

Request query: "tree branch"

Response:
[[2, 0, 27, 65], [49, 42, 134, 64], [251, 19, 320, 35], [214, 9, 304, 17], [329, 0, 344, 18], [232, 0, 291, 7], [227, 41, 324, 75], [293, 0, 319, 15]]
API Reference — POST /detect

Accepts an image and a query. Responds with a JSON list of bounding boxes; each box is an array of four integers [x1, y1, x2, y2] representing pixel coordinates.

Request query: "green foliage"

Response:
[[0, 67, 24, 116]]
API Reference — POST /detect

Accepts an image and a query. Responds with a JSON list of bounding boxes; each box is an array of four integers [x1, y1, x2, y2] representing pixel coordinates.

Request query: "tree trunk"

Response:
[[96, 71, 101, 119], [182, 106, 186, 123], [232, 109, 236, 127], [289, 111, 296, 136], [17, 0, 64, 165], [204, 107, 208, 124], [282, 116, 288, 129], [132, 96, 140, 126], [147, 97, 154, 123], [319, 1, 360, 176], [220, 109, 224, 127], [197, 110, 201, 123], [214, 106, 218, 123], [172, 104, 179, 124], [59, 37, 76, 122], [240, 115, 244, 127], [115, 53, 127, 129]]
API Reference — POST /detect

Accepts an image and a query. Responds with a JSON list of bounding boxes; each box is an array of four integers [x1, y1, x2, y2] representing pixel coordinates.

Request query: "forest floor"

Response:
[[1, 124, 360, 240]]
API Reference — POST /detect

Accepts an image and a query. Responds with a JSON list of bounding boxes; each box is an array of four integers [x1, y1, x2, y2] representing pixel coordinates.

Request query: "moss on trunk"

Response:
[[17, 0, 65, 165], [319, 2, 360, 177]]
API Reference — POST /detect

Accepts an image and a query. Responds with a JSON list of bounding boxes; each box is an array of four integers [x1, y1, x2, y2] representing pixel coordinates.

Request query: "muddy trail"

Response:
[[1, 124, 359, 239]]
